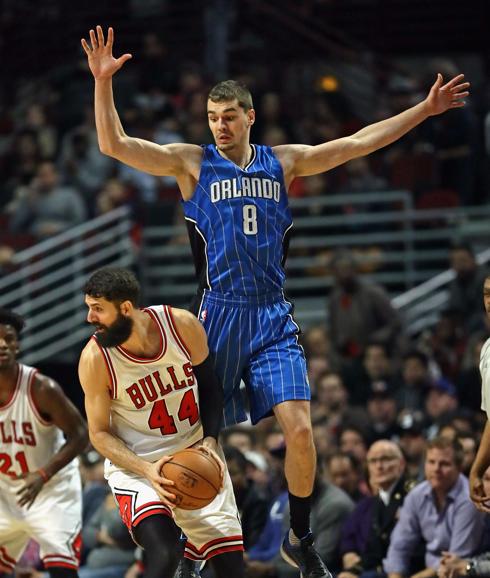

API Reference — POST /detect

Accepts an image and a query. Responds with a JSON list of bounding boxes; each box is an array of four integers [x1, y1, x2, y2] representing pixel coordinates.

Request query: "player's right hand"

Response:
[[81, 26, 132, 80], [145, 456, 177, 511], [469, 473, 490, 513]]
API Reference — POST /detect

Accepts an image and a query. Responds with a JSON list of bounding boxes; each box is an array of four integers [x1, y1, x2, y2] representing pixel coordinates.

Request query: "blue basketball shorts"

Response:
[[193, 290, 310, 426]]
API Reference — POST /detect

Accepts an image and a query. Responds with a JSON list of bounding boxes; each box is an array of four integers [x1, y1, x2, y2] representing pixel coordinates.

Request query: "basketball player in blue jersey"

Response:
[[82, 25, 470, 578]]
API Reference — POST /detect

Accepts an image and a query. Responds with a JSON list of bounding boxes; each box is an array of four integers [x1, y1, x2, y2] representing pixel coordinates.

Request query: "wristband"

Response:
[[37, 468, 50, 483]]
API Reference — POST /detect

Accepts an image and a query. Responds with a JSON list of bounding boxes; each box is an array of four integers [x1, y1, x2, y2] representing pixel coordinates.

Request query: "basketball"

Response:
[[161, 447, 222, 510]]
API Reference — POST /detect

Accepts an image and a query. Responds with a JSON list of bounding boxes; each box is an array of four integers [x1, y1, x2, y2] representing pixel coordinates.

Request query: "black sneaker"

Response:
[[280, 530, 332, 578], [175, 558, 201, 578]]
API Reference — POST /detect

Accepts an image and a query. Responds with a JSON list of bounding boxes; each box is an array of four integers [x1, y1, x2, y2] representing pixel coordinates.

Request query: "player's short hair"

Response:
[[0, 308, 25, 335], [208, 80, 253, 111], [83, 267, 140, 306]]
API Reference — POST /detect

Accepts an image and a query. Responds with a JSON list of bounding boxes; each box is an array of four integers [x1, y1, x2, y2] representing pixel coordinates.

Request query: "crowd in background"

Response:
[[0, 4, 489, 578]]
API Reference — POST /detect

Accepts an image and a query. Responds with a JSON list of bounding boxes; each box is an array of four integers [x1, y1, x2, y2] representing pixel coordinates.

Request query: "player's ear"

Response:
[[120, 300, 133, 316], [247, 109, 255, 126]]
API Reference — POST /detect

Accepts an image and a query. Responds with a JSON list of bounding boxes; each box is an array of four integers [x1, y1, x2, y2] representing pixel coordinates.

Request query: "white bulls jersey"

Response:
[[96, 306, 203, 475], [0, 363, 78, 492], [480, 337, 490, 419]]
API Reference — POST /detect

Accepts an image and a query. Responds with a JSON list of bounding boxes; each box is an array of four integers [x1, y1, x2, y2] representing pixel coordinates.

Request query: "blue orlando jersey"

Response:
[[182, 144, 293, 296]]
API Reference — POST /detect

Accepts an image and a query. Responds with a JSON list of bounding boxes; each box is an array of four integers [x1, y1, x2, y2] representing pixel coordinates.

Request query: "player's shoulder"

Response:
[[168, 143, 203, 168], [481, 337, 490, 361], [79, 337, 105, 368], [167, 307, 201, 331]]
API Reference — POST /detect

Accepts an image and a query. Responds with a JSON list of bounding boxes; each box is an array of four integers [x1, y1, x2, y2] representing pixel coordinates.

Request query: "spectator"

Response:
[[338, 426, 370, 465], [81, 493, 136, 578], [79, 449, 110, 527], [396, 350, 433, 412], [9, 161, 87, 240], [224, 446, 269, 550], [447, 244, 488, 334], [425, 378, 459, 439], [384, 437, 485, 578], [346, 342, 399, 406], [339, 440, 415, 578], [366, 382, 399, 442], [327, 249, 404, 363], [325, 452, 368, 503], [457, 434, 478, 478], [438, 465, 490, 578], [396, 411, 427, 484], [311, 371, 369, 435]]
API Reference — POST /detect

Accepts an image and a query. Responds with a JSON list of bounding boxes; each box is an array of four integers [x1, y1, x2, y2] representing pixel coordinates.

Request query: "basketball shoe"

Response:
[[280, 530, 332, 578]]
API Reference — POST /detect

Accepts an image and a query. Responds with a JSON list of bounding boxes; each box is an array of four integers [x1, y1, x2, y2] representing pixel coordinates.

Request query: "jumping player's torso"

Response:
[[0, 364, 77, 488], [96, 306, 203, 468], [183, 144, 293, 297]]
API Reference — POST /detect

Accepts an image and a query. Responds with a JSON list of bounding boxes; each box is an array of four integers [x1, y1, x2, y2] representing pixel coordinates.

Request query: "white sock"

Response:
[[289, 529, 301, 545]]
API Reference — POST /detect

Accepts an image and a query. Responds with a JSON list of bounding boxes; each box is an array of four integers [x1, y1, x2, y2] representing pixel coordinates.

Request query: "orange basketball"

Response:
[[161, 448, 222, 510]]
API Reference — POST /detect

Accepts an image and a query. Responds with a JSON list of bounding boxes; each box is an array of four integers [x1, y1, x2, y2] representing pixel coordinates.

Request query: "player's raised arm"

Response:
[[275, 73, 469, 182], [81, 26, 201, 177]]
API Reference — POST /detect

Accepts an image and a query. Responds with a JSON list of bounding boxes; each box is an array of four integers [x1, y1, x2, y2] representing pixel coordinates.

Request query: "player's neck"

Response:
[[0, 363, 19, 393], [218, 143, 253, 169], [120, 311, 161, 358]]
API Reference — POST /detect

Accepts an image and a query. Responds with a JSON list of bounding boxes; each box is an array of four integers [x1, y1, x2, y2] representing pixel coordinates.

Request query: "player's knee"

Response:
[[284, 422, 314, 451], [47, 566, 79, 578]]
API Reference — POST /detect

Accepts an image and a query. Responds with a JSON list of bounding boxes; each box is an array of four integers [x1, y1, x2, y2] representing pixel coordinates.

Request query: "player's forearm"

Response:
[[471, 420, 490, 477], [42, 424, 88, 479], [90, 429, 151, 478], [351, 100, 430, 156], [94, 77, 127, 156]]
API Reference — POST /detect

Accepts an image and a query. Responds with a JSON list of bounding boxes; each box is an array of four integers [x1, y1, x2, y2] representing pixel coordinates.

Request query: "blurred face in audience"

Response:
[[398, 431, 426, 463], [225, 431, 254, 454], [340, 429, 367, 462], [425, 446, 460, 494], [402, 357, 428, 386], [450, 248, 476, 278], [317, 373, 347, 411], [364, 345, 391, 379], [367, 440, 404, 492], [459, 436, 477, 475], [327, 455, 359, 496]]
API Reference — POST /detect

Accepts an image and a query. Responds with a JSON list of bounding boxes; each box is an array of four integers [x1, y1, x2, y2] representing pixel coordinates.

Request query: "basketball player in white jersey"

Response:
[[0, 308, 88, 578], [78, 267, 244, 578], [470, 274, 490, 511]]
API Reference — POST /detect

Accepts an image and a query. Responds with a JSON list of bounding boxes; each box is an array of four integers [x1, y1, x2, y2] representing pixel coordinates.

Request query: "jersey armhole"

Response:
[[91, 336, 118, 399], [164, 306, 191, 360], [27, 369, 53, 426]]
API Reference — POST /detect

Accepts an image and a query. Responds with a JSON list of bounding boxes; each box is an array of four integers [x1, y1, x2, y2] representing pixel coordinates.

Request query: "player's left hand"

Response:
[[16, 471, 45, 508], [424, 73, 470, 116], [194, 438, 225, 491]]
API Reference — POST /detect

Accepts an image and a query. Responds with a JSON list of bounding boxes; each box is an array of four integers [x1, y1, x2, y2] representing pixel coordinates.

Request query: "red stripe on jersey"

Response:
[[92, 336, 117, 398], [133, 506, 172, 527], [27, 368, 53, 426], [185, 535, 244, 554], [0, 546, 16, 568], [164, 306, 191, 359], [43, 561, 79, 569], [116, 308, 167, 363]]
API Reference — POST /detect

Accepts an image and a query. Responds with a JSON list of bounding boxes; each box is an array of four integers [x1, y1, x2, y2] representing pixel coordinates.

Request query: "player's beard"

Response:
[[94, 313, 133, 348]]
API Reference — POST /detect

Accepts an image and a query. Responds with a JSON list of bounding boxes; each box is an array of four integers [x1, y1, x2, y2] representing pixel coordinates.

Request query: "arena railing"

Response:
[[0, 206, 133, 364], [140, 191, 490, 334]]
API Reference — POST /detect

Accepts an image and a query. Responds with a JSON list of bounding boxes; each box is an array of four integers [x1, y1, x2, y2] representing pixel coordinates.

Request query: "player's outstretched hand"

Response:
[[81, 25, 132, 80], [424, 73, 470, 116], [146, 455, 177, 511], [16, 471, 45, 509]]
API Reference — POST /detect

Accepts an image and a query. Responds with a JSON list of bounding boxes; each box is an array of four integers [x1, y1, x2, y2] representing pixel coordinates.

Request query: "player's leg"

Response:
[[209, 551, 244, 578], [247, 299, 332, 578], [48, 568, 78, 578], [274, 399, 316, 535], [133, 515, 181, 578]]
